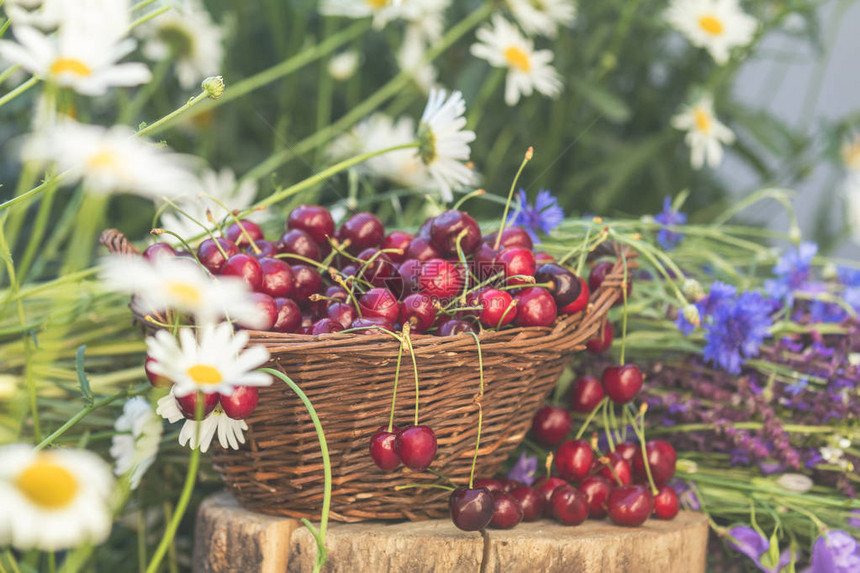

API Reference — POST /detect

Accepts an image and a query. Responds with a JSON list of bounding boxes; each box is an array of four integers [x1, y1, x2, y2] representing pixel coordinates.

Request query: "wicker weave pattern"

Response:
[[100, 229, 635, 522]]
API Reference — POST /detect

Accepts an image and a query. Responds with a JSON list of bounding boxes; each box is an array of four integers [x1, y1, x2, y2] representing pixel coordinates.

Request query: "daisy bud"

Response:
[[328, 51, 359, 81], [788, 226, 802, 244], [682, 304, 701, 328], [202, 76, 225, 100], [682, 278, 705, 302], [676, 459, 698, 474], [775, 473, 813, 494]]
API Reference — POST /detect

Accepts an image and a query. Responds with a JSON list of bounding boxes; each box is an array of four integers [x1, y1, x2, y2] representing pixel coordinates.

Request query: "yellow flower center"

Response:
[[14, 457, 79, 510], [49, 57, 92, 78], [186, 364, 223, 385], [698, 15, 724, 36], [85, 148, 130, 182], [504, 47, 531, 72], [694, 108, 712, 134], [842, 140, 860, 170], [366, 0, 389, 8], [166, 281, 202, 307]]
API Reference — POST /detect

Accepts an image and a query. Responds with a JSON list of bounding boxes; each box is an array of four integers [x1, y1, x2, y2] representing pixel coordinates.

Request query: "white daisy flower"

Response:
[[0, 445, 114, 551], [110, 397, 162, 490], [397, 0, 449, 43], [665, 0, 757, 65], [159, 168, 260, 244], [22, 121, 201, 200], [145, 322, 271, 398], [3, 0, 63, 29], [397, 25, 438, 93], [841, 135, 860, 171], [328, 50, 360, 81], [320, 0, 406, 29], [0, 2, 150, 96], [100, 254, 269, 328], [138, 0, 223, 90], [470, 15, 563, 106], [156, 390, 248, 452], [670, 96, 735, 169], [506, 0, 576, 38], [417, 89, 478, 202]]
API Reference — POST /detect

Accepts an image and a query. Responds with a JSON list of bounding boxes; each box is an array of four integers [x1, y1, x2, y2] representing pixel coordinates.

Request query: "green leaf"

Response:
[[568, 77, 632, 124], [75, 345, 93, 403]]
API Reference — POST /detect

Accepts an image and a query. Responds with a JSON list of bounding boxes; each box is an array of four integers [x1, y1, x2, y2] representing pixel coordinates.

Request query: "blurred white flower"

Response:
[[138, 0, 223, 90], [0, 445, 114, 551], [417, 89, 477, 202], [670, 96, 735, 169], [146, 323, 271, 398], [397, 0, 449, 42], [157, 390, 249, 452], [23, 121, 200, 199], [320, 0, 404, 29], [774, 473, 813, 494], [110, 397, 162, 490], [160, 168, 260, 244], [470, 15, 562, 106], [841, 135, 860, 171], [397, 25, 437, 93], [666, 0, 757, 65], [506, 0, 576, 38], [0, 3, 150, 95], [328, 50, 360, 81], [3, 0, 63, 29], [100, 254, 268, 328]]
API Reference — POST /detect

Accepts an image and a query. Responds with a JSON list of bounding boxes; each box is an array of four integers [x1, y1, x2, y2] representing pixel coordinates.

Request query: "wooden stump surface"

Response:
[[193, 492, 709, 573]]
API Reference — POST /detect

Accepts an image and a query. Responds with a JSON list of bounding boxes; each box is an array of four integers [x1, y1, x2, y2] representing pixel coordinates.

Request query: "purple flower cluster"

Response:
[[804, 530, 860, 573], [506, 189, 564, 244], [654, 196, 687, 250]]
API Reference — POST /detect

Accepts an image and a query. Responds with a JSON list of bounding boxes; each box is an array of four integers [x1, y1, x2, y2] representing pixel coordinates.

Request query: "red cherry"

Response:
[[239, 293, 277, 330], [560, 277, 589, 315], [508, 485, 544, 521], [534, 252, 556, 264], [569, 374, 604, 412], [534, 476, 569, 514], [578, 475, 613, 518], [534, 264, 582, 308], [278, 229, 322, 262], [555, 439, 594, 482], [358, 288, 400, 323], [220, 253, 263, 291], [310, 318, 345, 335], [142, 242, 176, 261], [607, 485, 653, 527], [498, 479, 521, 492], [399, 293, 435, 333], [417, 217, 434, 238], [246, 240, 278, 260], [550, 485, 588, 526], [395, 425, 437, 471], [369, 425, 401, 471], [449, 487, 494, 532], [430, 210, 481, 256], [175, 391, 219, 420], [653, 485, 680, 520], [588, 261, 614, 292], [632, 440, 677, 486], [484, 227, 533, 251], [473, 478, 504, 493], [290, 265, 322, 306], [418, 259, 465, 300], [586, 322, 614, 354], [514, 287, 557, 327], [614, 442, 639, 465], [258, 257, 294, 298], [225, 219, 264, 247], [473, 243, 502, 282], [219, 386, 259, 419], [601, 364, 643, 404], [381, 231, 413, 263], [398, 259, 423, 296], [287, 205, 335, 246], [530, 406, 571, 447], [477, 288, 517, 328], [497, 247, 536, 286], [338, 212, 384, 254], [437, 319, 476, 336], [356, 248, 399, 291], [406, 236, 442, 261], [327, 302, 357, 329], [197, 238, 239, 274], [272, 298, 301, 333], [144, 356, 171, 388], [489, 491, 523, 529], [598, 452, 633, 486]]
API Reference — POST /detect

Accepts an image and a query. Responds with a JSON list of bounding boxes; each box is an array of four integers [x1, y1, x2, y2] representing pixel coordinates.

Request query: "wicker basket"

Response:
[[101, 229, 636, 522]]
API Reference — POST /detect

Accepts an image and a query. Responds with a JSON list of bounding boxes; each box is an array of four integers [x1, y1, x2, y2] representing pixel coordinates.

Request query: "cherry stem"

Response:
[[427, 467, 458, 487], [329, 273, 364, 317], [596, 453, 625, 487], [454, 229, 474, 301], [402, 325, 420, 427], [387, 338, 405, 433], [149, 229, 203, 266], [452, 188, 486, 210], [205, 208, 226, 237], [558, 223, 591, 268], [495, 146, 533, 250], [625, 404, 659, 496], [495, 299, 518, 329], [608, 403, 620, 442], [574, 397, 608, 440], [601, 400, 616, 452], [200, 192, 262, 254], [441, 271, 504, 311], [466, 332, 485, 489], [544, 451, 554, 478], [160, 197, 227, 258], [619, 255, 629, 366], [394, 483, 456, 492]]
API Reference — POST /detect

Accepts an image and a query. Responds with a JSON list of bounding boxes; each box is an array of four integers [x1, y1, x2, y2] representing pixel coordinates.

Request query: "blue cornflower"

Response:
[[675, 281, 737, 336], [506, 189, 564, 244], [703, 291, 773, 374], [507, 452, 538, 486], [838, 267, 860, 287], [785, 378, 809, 396], [727, 526, 793, 573], [764, 242, 818, 305], [804, 530, 860, 573], [654, 196, 687, 250]]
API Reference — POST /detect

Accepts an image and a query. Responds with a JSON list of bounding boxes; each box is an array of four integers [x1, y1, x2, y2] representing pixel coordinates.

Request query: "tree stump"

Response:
[[193, 492, 709, 573]]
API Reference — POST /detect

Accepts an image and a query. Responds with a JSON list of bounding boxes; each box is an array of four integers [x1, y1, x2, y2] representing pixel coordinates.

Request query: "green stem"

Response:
[[137, 91, 209, 138], [495, 148, 532, 250], [128, 5, 169, 31], [263, 369, 331, 573], [601, 400, 615, 452], [388, 339, 405, 433], [0, 76, 38, 109], [466, 333, 485, 489], [575, 397, 607, 440]]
